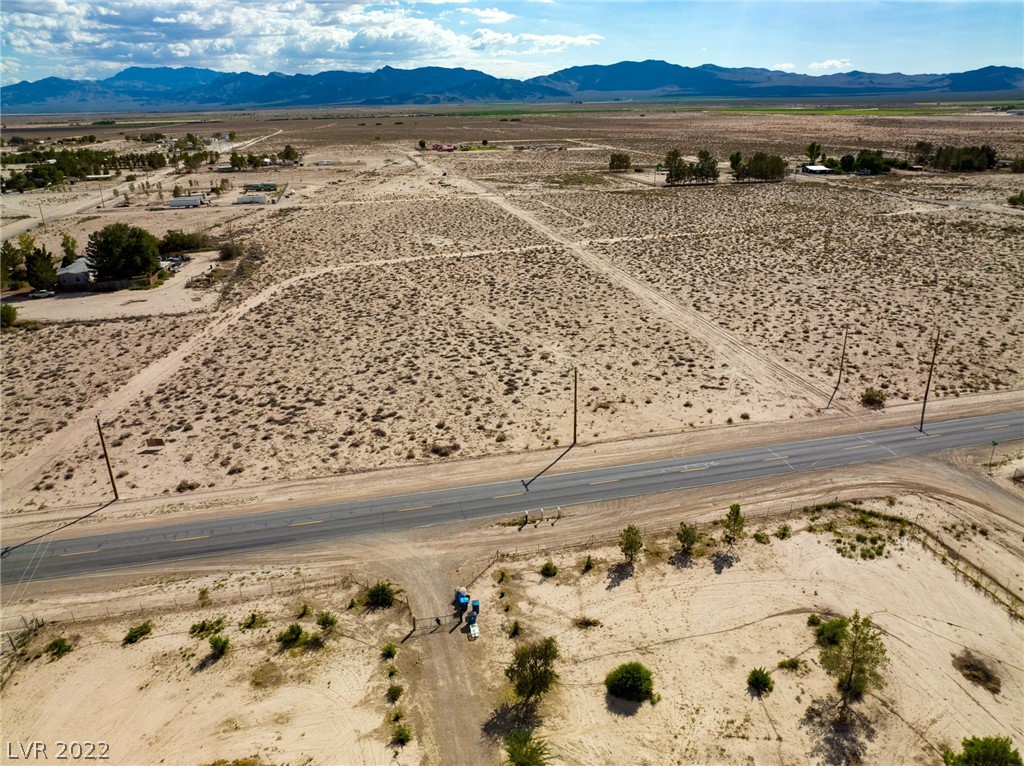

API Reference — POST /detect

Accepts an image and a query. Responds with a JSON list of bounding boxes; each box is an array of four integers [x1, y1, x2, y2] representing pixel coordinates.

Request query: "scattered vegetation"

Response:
[[505, 637, 560, 701], [504, 728, 555, 766], [540, 560, 558, 578], [381, 642, 398, 660], [122, 621, 153, 645], [366, 580, 399, 608], [618, 524, 643, 563], [952, 649, 1001, 694], [386, 683, 404, 704], [747, 667, 774, 696], [44, 637, 73, 660], [605, 661, 656, 703], [208, 634, 230, 658], [189, 617, 224, 638]]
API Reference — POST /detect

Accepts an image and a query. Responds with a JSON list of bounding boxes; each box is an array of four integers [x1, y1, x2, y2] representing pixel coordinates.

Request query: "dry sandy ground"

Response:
[[2, 481, 1020, 766], [3, 112, 1021, 516]]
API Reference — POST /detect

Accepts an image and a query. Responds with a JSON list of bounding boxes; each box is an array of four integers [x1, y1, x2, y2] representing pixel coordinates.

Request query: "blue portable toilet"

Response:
[[471, 599, 480, 614], [455, 587, 470, 610], [466, 611, 477, 625]]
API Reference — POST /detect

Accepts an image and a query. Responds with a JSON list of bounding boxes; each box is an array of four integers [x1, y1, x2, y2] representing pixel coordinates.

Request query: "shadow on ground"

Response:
[[712, 550, 737, 574], [606, 561, 634, 590], [481, 700, 541, 742], [800, 694, 876, 765], [604, 693, 642, 717]]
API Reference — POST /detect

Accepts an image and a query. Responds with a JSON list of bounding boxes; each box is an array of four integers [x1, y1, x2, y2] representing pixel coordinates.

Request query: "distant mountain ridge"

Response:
[[3, 61, 1022, 113]]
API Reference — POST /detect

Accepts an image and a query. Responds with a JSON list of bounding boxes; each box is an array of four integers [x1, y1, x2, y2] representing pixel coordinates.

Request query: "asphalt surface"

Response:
[[1, 411, 1020, 585]]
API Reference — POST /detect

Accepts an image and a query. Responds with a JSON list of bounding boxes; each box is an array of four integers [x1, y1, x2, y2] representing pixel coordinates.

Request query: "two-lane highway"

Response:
[[2, 411, 1020, 585]]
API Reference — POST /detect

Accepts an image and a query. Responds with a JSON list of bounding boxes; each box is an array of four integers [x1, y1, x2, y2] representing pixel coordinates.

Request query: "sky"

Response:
[[1, 1, 1021, 86]]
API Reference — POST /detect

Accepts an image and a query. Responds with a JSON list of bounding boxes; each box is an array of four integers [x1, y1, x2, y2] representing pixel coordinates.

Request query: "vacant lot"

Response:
[[2, 111, 1021, 511]]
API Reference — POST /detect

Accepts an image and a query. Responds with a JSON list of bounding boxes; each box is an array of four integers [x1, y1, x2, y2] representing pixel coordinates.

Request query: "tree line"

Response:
[[608, 149, 788, 183]]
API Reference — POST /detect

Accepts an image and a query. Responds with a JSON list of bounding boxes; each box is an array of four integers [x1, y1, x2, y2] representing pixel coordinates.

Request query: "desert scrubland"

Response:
[[2, 109, 1023, 765]]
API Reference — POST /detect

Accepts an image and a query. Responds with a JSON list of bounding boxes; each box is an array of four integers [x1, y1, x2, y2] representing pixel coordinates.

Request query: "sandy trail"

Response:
[[409, 151, 848, 414]]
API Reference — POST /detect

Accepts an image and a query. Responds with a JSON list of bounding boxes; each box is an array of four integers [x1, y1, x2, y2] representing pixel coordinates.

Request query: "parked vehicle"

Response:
[[29, 289, 55, 298]]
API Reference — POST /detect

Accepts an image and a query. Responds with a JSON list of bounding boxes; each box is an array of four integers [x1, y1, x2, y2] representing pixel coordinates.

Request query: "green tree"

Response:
[[208, 634, 230, 657], [26, 246, 57, 289], [664, 148, 686, 185], [505, 637, 559, 701], [60, 233, 78, 266], [86, 223, 160, 281], [676, 521, 700, 555], [806, 141, 823, 164], [366, 580, 399, 608], [840, 154, 856, 172], [721, 503, 745, 546], [604, 661, 655, 702], [228, 131, 237, 141], [819, 610, 888, 707], [504, 729, 554, 766], [618, 524, 643, 563], [1, 303, 17, 328], [229, 151, 246, 170], [943, 736, 1023, 766], [695, 149, 719, 182], [729, 151, 743, 172], [1, 240, 26, 289], [279, 144, 300, 161], [609, 152, 631, 172], [418, 139, 426, 149]]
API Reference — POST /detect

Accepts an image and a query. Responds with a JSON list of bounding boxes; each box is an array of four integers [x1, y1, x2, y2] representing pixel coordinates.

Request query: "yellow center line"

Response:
[[590, 479, 618, 485], [493, 493, 520, 499], [61, 549, 100, 557], [397, 504, 432, 512], [985, 424, 1009, 430], [763, 456, 789, 461], [172, 535, 209, 543], [289, 520, 324, 527], [843, 444, 872, 450], [681, 466, 708, 473]]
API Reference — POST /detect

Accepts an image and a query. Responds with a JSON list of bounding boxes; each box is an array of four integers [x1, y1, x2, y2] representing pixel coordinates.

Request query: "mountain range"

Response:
[[3, 61, 1022, 114]]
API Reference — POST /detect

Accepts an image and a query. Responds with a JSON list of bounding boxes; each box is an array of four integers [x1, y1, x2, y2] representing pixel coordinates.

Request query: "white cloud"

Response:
[[167, 42, 190, 57], [772, 62, 795, 71], [460, 7, 515, 24], [809, 58, 851, 71]]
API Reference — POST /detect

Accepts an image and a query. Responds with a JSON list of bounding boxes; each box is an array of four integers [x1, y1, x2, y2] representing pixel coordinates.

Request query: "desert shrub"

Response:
[[504, 728, 554, 766], [753, 531, 770, 544], [387, 665, 398, 678], [276, 623, 305, 648], [777, 657, 803, 671], [366, 580, 397, 608], [605, 661, 655, 703], [219, 241, 244, 260], [381, 642, 398, 660], [251, 660, 283, 688], [573, 616, 601, 629], [391, 724, 412, 747], [942, 736, 1022, 766], [316, 611, 337, 631], [197, 587, 211, 606], [509, 620, 522, 638], [122, 621, 153, 645], [860, 387, 887, 409], [209, 635, 230, 657], [386, 683, 404, 704], [747, 667, 774, 696], [296, 602, 310, 618], [540, 560, 558, 578], [176, 479, 200, 493], [807, 614, 822, 627], [774, 524, 792, 539], [506, 637, 560, 701], [1, 304, 17, 328], [239, 611, 267, 630], [815, 617, 849, 646], [1008, 191, 1024, 208], [676, 521, 700, 555], [190, 617, 224, 638], [581, 554, 594, 573], [159, 229, 211, 255], [44, 637, 73, 659]]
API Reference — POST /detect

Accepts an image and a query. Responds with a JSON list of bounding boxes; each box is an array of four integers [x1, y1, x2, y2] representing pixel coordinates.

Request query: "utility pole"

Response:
[[989, 441, 998, 476], [572, 366, 578, 445], [96, 416, 119, 500], [918, 328, 941, 433], [38, 203, 45, 226], [825, 326, 848, 409]]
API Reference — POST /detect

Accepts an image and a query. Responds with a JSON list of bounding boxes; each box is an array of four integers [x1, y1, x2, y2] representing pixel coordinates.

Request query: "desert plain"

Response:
[[1, 107, 1023, 765]]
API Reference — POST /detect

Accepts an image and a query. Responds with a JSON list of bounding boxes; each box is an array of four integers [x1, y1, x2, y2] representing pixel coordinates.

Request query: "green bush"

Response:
[[509, 620, 521, 638], [190, 618, 225, 638], [122, 621, 153, 645], [239, 611, 267, 630], [316, 611, 337, 631], [366, 580, 398, 608], [44, 637, 73, 660], [540, 560, 558, 578], [581, 554, 594, 573], [604, 661, 655, 703], [504, 728, 554, 766], [1008, 191, 1024, 208], [381, 642, 398, 660], [747, 667, 774, 696], [197, 587, 211, 606], [815, 617, 849, 646], [1, 303, 17, 328], [209, 635, 230, 657], [777, 657, 803, 671], [753, 531, 770, 544], [860, 387, 887, 409], [807, 614, 822, 627], [386, 683, 404, 704], [391, 724, 412, 747], [942, 735, 1022, 766], [219, 241, 244, 260], [159, 229, 211, 255], [296, 602, 310, 618], [276, 623, 305, 648]]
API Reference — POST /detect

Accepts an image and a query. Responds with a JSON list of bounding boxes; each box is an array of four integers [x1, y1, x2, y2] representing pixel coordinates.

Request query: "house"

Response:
[[801, 164, 830, 174], [56, 257, 92, 291]]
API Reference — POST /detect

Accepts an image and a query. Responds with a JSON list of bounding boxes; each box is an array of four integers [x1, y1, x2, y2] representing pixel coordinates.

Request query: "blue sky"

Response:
[[1, 1, 1021, 85]]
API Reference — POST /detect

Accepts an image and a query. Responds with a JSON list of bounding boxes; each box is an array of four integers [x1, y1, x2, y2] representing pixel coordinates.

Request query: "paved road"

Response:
[[2, 411, 1020, 585]]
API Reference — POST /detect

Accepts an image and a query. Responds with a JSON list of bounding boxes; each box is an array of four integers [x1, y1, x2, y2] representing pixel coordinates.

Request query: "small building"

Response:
[[243, 182, 278, 192], [168, 196, 202, 208], [84, 173, 116, 180], [432, 143, 457, 152], [236, 194, 267, 205], [56, 257, 92, 291], [217, 165, 235, 173], [315, 160, 334, 166], [801, 164, 830, 175]]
